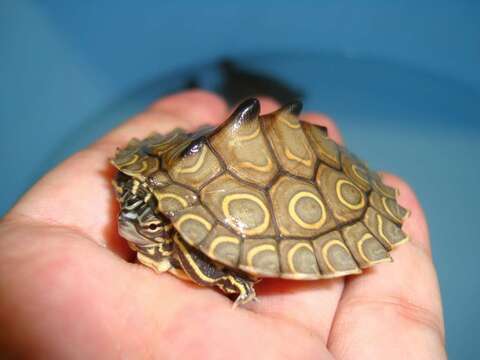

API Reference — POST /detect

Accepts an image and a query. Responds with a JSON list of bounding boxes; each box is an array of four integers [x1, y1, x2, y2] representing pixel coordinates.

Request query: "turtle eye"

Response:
[[148, 223, 159, 231], [143, 221, 163, 233]]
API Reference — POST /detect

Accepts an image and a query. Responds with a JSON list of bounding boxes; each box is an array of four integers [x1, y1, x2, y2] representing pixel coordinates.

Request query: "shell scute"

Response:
[[369, 191, 410, 225], [152, 184, 197, 216], [198, 224, 241, 267], [369, 171, 398, 199], [301, 122, 341, 170], [167, 141, 223, 190], [239, 238, 280, 277], [263, 109, 316, 178], [340, 150, 372, 192], [312, 231, 361, 277], [171, 205, 214, 247], [316, 164, 367, 223], [210, 107, 278, 187], [270, 175, 336, 237], [278, 240, 321, 279], [112, 139, 160, 181], [341, 222, 391, 268], [200, 174, 276, 238], [363, 207, 409, 249]]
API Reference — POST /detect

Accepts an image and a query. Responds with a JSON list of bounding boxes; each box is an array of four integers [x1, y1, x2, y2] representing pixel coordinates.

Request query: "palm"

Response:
[[0, 91, 446, 359]]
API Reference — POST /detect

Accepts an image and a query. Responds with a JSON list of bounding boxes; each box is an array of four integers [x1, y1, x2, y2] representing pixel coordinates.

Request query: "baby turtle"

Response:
[[112, 99, 410, 306]]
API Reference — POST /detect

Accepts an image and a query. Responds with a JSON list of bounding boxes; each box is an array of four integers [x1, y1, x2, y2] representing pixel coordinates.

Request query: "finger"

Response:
[[7, 90, 228, 257], [257, 96, 280, 114], [0, 221, 220, 357], [249, 105, 346, 342], [328, 175, 446, 359], [97, 89, 228, 151], [0, 223, 329, 358]]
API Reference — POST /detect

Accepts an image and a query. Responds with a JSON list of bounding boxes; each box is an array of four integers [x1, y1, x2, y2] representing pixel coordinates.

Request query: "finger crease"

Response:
[[2, 212, 99, 246], [339, 295, 445, 344]]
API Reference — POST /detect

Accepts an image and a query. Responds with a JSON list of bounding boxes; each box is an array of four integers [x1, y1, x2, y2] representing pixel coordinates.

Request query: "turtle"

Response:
[[111, 98, 410, 306]]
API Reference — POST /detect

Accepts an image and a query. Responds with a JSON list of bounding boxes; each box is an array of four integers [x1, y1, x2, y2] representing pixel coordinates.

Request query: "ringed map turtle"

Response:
[[112, 99, 410, 306]]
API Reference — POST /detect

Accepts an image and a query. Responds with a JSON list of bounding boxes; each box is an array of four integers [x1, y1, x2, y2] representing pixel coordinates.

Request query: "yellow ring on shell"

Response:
[[376, 213, 393, 247], [287, 242, 316, 274], [288, 191, 327, 230], [381, 196, 404, 222], [132, 159, 149, 174], [177, 146, 207, 174], [356, 233, 390, 264], [117, 153, 139, 167], [336, 179, 366, 210], [285, 145, 313, 166], [208, 236, 240, 258], [156, 193, 189, 211], [222, 193, 270, 236], [238, 151, 274, 172], [376, 213, 409, 247], [233, 125, 261, 143], [280, 117, 301, 129], [246, 244, 277, 269], [322, 239, 353, 273], [175, 213, 212, 235], [356, 233, 374, 263], [351, 164, 370, 186], [147, 158, 160, 173]]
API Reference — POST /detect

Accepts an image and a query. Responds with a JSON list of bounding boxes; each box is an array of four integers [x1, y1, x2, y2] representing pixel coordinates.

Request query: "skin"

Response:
[[0, 90, 446, 359]]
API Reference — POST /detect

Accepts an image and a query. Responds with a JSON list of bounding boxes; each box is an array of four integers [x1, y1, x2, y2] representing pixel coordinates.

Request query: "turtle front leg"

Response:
[[174, 236, 257, 306], [217, 275, 257, 308]]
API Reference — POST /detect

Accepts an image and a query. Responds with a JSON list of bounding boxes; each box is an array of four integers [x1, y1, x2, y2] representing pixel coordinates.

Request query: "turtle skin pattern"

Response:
[[112, 99, 410, 280]]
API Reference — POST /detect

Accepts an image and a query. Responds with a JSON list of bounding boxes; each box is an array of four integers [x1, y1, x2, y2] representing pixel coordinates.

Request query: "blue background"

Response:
[[1, 1, 479, 357]]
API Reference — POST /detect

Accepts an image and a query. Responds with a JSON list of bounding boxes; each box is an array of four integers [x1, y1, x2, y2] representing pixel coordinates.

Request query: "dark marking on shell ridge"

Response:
[[280, 100, 303, 116], [230, 98, 260, 126]]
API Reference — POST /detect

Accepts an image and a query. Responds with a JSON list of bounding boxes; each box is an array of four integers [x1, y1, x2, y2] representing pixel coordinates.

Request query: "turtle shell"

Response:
[[112, 99, 409, 279]]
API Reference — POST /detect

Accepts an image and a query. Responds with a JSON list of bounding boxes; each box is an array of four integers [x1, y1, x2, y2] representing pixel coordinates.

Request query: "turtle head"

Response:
[[118, 204, 171, 247], [115, 175, 172, 250]]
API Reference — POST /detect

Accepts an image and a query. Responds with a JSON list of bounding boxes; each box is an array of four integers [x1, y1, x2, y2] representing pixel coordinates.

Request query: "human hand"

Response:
[[0, 90, 446, 359]]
